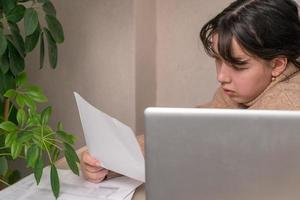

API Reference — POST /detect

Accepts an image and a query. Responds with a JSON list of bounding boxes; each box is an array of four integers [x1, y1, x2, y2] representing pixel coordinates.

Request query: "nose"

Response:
[[216, 62, 232, 84]]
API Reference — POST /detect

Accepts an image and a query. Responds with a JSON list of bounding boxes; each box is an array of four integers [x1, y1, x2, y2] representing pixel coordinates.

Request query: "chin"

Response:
[[229, 96, 250, 105]]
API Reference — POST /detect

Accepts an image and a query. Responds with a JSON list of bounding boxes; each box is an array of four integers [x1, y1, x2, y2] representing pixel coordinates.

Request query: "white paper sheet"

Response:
[[74, 92, 145, 182], [0, 167, 141, 200]]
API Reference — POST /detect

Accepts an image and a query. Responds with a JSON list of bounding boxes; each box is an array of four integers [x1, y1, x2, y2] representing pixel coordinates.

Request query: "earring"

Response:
[[272, 76, 276, 81]]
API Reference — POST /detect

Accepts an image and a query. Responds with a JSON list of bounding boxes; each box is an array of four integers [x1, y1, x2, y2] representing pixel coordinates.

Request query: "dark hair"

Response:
[[200, 0, 300, 68]]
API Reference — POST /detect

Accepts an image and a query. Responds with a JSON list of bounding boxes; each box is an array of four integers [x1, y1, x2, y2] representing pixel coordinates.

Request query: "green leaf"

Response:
[[0, 121, 17, 132], [26, 86, 47, 102], [16, 72, 27, 86], [26, 144, 39, 168], [7, 41, 25, 76], [63, 142, 80, 176], [0, 70, 15, 99], [7, 23, 25, 58], [41, 106, 52, 125], [5, 132, 17, 147], [44, 28, 57, 69], [27, 107, 34, 118], [0, 50, 10, 74], [27, 110, 40, 126], [17, 109, 26, 126], [43, 127, 53, 138], [17, 131, 34, 144], [45, 15, 64, 43], [4, 89, 17, 99], [0, 157, 8, 175], [16, 94, 36, 110], [24, 8, 39, 36], [25, 25, 41, 53], [0, 28, 7, 56], [11, 140, 22, 159], [57, 131, 76, 144], [16, 94, 25, 108], [27, 85, 42, 93], [43, 2, 56, 16], [50, 164, 60, 198], [8, 22, 20, 34], [63, 142, 79, 163], [6, 5, 25, 23], [64, 149, 79, 175], [39, 32, 45, 69], [50, 146, 60, 163], [23, 95, 36, 110], [1, 0, 16, 14], [6, 33, 25, 58], [34, 154, 44, 184]]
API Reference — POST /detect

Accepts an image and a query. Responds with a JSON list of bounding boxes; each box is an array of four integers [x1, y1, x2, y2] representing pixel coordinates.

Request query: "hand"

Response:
[[80, 150, 109, 183]]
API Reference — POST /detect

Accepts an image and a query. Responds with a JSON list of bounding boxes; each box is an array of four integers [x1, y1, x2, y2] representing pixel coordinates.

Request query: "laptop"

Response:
[[144, 108, 300, 200]]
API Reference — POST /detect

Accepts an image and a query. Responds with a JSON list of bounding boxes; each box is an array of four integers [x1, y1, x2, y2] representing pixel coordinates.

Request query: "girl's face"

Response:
[[212, 34, 274, 104]]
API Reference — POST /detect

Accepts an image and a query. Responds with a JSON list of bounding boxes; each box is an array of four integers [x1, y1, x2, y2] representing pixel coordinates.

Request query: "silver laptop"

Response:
[[144, 108, 300, 200]]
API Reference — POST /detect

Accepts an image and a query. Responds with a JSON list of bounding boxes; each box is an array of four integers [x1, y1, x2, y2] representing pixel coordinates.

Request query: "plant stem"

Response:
[[44, 140, 62, 151], [3, 99, 9, 121], [7, 104, 13, 119], [0, 178, 10, 186], [43, 141, 53, 164], [41, 125, 44, 138], [43, 132, 56, 138], [44, 137, 63, 144]]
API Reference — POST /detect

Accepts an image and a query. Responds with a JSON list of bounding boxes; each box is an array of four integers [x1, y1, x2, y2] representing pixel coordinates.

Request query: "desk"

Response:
[[55, 146, 145, 200]]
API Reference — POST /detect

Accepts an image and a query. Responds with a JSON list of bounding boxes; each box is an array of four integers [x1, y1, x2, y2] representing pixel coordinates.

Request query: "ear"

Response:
[[271, 56, 288, 77]]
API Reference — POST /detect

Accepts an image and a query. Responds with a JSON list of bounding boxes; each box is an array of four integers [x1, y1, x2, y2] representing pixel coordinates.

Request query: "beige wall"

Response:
[[156, 0, 232, 107], [27, 0, 136, 148], [26, 0, 232, 148], [135, 0, 156, 134]]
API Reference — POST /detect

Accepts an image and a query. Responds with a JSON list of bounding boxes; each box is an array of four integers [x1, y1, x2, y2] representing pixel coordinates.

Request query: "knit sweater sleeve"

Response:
[[249, 85, 300, 110]]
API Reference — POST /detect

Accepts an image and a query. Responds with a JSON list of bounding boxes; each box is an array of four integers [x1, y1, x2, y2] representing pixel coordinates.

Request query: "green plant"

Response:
[[0, 0, 79, 199]]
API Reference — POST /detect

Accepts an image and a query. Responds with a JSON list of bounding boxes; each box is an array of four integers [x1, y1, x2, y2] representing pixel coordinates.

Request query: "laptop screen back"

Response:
[[145, 108, 300, 200]]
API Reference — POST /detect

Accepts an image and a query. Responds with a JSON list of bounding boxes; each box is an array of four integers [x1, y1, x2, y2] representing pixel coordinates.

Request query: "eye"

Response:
[[232, 65, 248, 71], [231, 61, 249, 71]]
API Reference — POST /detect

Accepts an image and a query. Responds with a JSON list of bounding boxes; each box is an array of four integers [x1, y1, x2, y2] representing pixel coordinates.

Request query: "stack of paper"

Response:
[[0, 167, 142, 200], [74, 92, 145, 182]]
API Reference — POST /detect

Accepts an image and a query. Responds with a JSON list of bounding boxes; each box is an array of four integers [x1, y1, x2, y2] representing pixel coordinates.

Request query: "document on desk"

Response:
[[0, 167, 142, 200], [74, 92, 145, 182]]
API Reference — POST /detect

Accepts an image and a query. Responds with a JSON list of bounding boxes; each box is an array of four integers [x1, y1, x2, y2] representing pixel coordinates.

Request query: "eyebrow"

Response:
[[212, 55, 250, 66]]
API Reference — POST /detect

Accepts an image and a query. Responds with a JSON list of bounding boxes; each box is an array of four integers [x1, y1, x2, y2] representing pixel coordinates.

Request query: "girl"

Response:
[[80, 0, 300, 183]]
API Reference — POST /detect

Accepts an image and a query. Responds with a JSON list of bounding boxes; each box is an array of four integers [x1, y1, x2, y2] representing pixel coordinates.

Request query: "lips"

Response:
[[222, 88, 235, 96]]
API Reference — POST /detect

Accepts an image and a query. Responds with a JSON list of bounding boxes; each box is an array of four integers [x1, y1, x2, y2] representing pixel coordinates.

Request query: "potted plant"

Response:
[[0, 0, 79, 198]]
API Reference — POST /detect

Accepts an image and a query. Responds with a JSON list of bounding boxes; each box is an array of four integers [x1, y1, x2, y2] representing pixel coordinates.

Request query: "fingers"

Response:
[[84, 163, 103, 173], [84, 168, 109, 183], [80, 150, 108, 183], [81, 150, 100, 167]]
